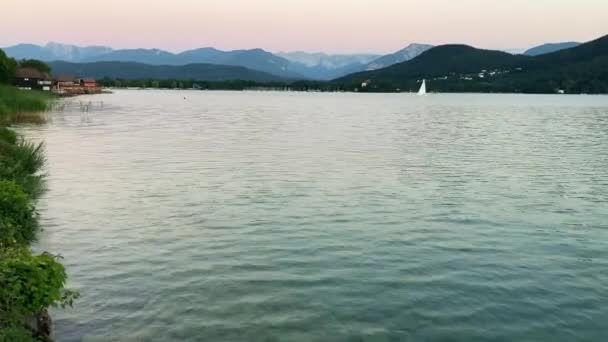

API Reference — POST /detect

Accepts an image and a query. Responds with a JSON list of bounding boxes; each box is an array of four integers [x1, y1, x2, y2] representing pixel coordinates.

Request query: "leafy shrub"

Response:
[[18, 60, 51, 75], [0, 180, 38, 248], [0, 248, 72, 313], [0, 140, 46, 199], [0, 248, 78, 341], [0, 49, 17, 85], [0, 324, 34, 342]]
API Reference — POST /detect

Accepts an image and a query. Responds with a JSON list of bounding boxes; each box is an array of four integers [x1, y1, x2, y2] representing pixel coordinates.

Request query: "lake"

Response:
[[19, 90, 608, 341]]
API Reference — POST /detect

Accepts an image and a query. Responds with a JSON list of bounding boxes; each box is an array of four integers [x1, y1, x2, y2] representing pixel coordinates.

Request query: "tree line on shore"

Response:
[[1, 49, 51, 82], [96, 77, 358, 92], [1, 49, 76, 341]]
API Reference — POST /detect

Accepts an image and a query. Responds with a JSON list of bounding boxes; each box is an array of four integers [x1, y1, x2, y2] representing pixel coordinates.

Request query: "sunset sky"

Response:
[[2, 0, 607, 53]]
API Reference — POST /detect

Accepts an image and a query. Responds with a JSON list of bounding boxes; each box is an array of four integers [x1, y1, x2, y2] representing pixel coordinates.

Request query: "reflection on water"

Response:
[[18, 90, 608, 341]]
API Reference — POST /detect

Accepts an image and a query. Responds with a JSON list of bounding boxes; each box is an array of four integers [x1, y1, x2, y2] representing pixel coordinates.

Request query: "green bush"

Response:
[[0, 49, 17, 85], [0, 180, 38, 248], [17, 60, 51, 75], [0, 140, 46, 199], [0, 325, 34, 342], [0, 248, 72, 314], [0, 248, 78, 341]]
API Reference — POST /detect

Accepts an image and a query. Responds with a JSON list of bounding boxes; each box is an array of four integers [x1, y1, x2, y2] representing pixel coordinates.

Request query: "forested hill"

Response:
[[339, 45, 529, 83], [335, 34, 608, 94], [48, 61, 284, 82]]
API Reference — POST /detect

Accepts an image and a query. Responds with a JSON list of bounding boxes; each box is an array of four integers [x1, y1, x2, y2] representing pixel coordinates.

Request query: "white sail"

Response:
[[418, 79, 427, 95]]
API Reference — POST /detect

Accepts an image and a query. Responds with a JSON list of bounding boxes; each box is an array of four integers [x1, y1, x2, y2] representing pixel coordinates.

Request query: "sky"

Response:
[[2, 0, 607, 54]]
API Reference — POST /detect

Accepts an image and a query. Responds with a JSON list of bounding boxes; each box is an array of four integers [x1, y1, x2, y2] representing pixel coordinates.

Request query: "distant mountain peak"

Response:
[[404, 43, 432, 49], [278, 51, 378, 64], [187, 47, 222, 52], [365, 43, 433, 71]]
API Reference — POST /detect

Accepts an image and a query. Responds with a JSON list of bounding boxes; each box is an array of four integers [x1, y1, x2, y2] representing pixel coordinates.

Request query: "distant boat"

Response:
[[418, 79, 427, 95]]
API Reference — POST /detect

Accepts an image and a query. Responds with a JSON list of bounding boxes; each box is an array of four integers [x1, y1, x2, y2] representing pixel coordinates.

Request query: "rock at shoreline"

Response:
[[26, 309, 54, 342]]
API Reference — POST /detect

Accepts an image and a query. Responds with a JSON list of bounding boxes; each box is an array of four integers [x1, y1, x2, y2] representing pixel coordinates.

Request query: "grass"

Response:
[[0, 133, 47, 199], [0, 85, 50, 199], [0, 84, 52, 124], [0, 85, 50, 197]]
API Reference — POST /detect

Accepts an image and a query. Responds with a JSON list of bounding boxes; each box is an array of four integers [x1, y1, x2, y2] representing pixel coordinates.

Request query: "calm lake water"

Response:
[[19, 90, 608, 341]]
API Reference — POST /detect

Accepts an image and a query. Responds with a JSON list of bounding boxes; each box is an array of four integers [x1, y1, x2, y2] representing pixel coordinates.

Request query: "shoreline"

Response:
[[0, 87, 76, 341], [103, 87, 608, 96]]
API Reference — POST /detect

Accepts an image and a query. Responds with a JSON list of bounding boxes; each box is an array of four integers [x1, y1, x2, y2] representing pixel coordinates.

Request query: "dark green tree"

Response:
[[0, 49, 18, 84], [18, 59, 51, 74]]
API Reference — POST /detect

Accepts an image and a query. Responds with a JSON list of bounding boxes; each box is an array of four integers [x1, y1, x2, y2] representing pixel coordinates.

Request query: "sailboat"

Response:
[[418, 79, 427, 95]]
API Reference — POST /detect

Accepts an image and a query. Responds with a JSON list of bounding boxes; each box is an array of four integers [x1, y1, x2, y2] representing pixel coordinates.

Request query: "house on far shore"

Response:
[[55, 75, 77, 88], [80, 78, 100, 94], [13, 68, 53, 91], [54, 75, 83, 95]]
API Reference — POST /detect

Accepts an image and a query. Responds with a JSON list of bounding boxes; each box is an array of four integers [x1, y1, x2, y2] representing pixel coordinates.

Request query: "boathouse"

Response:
[[54, 75, 84, 95], [80, 78, 100, 93]]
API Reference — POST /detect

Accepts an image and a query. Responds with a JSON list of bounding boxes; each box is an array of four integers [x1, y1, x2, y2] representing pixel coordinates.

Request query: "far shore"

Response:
[[99, 86, 606, 96]]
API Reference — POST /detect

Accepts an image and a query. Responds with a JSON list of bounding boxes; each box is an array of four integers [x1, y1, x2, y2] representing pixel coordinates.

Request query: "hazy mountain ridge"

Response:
[[524, 42, 581, 56], [4, 42, 112, 62], [3, 43, 301, 79], [48, 61, 284, 82], [365, 43, 434, 70], [276, 52, 379, 69], [82, 48, 176, 65], [3, 42, 430, 80], [276, 51, 381, 80], [83, 47, 301, 79]]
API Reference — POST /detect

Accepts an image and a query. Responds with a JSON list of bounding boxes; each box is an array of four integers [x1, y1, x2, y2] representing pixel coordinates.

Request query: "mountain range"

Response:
[[2, 39, 600, 90], [335, 34, 608, 94], [4, 42, 112, 63], [276, 52, 379, 80], [48, 61, 283, 82], [2, 42, 436, 80]]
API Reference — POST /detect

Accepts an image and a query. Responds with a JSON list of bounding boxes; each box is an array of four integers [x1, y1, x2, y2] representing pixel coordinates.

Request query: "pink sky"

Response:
[[2, 0, 607, 53]]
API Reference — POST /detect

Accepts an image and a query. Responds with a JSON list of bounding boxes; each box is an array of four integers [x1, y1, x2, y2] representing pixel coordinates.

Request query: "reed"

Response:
[[0, 85, 51, 124], [0, 136, 47, 199]]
